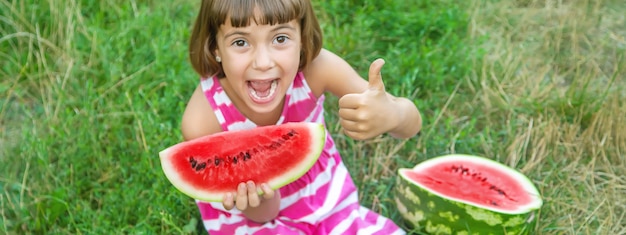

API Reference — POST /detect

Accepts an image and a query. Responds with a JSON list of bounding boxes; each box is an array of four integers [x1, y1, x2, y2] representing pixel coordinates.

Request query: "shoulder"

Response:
[[303, 48, 369, 98], [181, 84, 222, 141]]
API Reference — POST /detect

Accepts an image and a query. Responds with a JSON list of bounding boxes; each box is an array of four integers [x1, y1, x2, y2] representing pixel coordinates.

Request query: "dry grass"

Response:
[[335, 1, 625, 234], [465, 0, 626, 233]]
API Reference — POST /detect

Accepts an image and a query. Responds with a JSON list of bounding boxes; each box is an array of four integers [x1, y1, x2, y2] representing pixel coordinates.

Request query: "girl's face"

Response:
[[214, 17, 302, 115]]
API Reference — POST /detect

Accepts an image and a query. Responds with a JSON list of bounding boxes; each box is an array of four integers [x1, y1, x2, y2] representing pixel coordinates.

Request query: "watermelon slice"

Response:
[[395, 154, 543, 235], [159, 122, 325, 202]]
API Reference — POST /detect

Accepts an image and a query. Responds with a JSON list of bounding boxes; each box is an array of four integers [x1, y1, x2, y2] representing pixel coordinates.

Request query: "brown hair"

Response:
[[189, 0, 323, 78]]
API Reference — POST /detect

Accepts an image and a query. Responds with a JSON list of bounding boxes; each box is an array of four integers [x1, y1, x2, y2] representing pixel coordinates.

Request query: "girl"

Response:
[[182, 0, 422, 234]]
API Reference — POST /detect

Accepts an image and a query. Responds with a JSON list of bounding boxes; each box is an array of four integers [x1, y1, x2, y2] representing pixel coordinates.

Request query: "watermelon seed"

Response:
[[487, 185, 516, 201], [243, 152, 251, 161], [195, 162, 207, 171], [189, 157, 198, 168], [232, 152, 243, 164], [287, 130, 296, 137], [489, 200, 499, 206], [267, 141, 281, 150], [214, 158, 222, 166], [451, 165, 459, 172]]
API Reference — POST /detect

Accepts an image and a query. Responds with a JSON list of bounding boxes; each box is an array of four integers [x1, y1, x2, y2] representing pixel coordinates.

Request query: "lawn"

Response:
[[1, 0, 625, 234]]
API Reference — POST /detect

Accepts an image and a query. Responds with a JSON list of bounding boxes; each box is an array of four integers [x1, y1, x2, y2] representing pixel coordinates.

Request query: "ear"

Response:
[[212, 49, 221, 63]]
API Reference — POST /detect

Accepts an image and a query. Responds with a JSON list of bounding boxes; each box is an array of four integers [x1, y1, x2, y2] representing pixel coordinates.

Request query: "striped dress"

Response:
[[197, 72, 405, 235]]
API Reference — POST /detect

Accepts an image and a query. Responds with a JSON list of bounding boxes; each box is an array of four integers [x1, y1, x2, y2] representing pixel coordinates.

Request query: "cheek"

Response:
[[221, 62, 245, 79], [280, 49, 302, 67], [221, 54, 244, 68]]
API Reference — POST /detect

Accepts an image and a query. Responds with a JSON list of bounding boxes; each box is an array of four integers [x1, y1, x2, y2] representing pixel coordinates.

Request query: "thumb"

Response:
[[368, 58, 386, 91]]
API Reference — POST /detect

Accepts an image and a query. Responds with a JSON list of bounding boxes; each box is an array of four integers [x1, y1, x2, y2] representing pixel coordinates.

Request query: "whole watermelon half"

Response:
[[395, 154, 543, 235], [159, 122, 326, 202]]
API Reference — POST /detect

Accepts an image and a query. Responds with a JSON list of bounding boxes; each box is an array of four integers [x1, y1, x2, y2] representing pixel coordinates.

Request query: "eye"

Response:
[[232, 39, 248, 47], [274, 35, 289, 44]]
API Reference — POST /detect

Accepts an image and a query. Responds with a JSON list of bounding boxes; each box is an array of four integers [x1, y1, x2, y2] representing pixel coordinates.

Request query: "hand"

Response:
[[222, 181, 275, 211], [338, 59, 398, 140]]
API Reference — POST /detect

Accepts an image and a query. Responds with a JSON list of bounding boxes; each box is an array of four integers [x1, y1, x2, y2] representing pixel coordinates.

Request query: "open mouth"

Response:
[[248, 79, 278, 102]]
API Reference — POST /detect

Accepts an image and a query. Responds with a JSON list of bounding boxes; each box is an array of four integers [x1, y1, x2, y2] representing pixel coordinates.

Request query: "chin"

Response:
[[246, 98, 284, 114]]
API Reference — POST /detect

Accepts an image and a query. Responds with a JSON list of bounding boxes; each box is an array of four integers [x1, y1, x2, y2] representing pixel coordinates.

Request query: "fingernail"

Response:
[[239, 183, 246, 190], [247, 181, 254, 187]]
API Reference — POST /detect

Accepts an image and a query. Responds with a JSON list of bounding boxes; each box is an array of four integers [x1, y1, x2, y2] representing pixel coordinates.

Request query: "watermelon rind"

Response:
[[159, 122, 326, 202], [395, 154, 542, 235], [262, 123, 326, 195]]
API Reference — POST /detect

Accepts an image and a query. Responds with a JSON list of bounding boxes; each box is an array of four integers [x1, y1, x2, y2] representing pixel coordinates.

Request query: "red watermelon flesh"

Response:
[[159, 122, 325, 202], [400, 154, 541, 214]]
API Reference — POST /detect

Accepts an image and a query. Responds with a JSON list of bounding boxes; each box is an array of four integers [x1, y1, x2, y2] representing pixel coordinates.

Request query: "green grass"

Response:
[[1, 0, 625, 234]]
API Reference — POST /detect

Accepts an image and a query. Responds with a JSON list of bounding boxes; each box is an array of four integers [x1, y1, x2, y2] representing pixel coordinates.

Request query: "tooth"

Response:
[[269, 80, 277, 96], [250, 89, 259, 99], [249, 80, 277, 100]]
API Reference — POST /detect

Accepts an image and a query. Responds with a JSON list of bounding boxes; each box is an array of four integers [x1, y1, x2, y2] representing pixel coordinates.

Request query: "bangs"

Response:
[[213, 0, 304, 27]]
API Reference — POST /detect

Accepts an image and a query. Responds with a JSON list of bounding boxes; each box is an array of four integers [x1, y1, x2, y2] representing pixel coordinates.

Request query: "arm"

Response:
[[181, 85, 280, 223], [304, 49, 422, 140]]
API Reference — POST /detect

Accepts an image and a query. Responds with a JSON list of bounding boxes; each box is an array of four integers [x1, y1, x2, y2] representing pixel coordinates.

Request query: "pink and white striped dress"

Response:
[[197, 72, 405, 235]]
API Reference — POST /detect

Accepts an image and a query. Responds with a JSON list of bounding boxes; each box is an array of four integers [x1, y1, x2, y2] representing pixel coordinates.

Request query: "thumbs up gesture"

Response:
[[338, 59, 399, 140]]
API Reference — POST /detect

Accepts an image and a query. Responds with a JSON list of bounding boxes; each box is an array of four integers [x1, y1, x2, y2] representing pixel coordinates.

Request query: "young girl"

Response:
[[181, 0, 422, 234]]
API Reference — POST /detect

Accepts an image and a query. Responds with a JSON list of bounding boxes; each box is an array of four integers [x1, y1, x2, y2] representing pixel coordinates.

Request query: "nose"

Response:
[[252, 47, 275, 71]]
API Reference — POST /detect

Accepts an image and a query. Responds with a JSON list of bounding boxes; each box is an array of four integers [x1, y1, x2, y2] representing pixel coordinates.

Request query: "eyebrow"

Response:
[[271, 24, 297, 32], [223, 23, 297, 39], [223, 31, 249, 39]]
